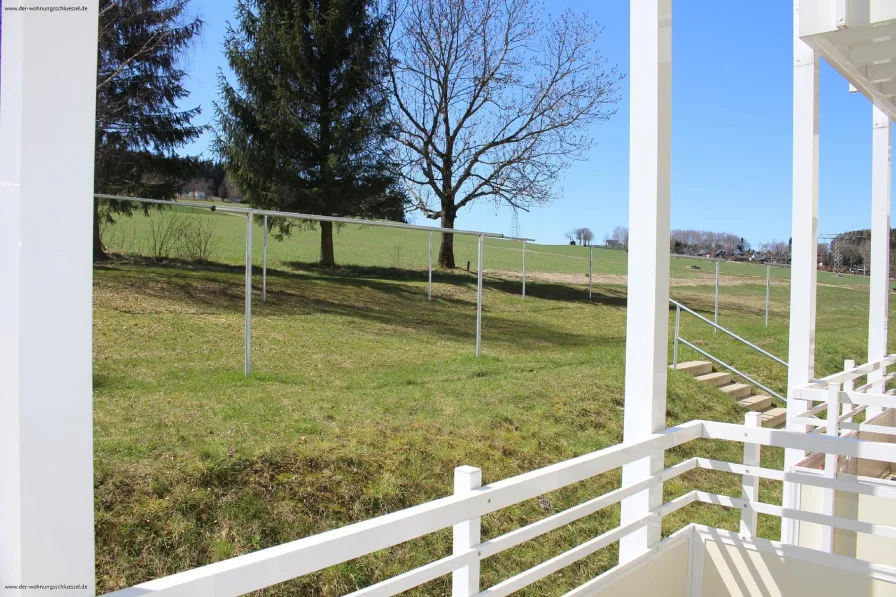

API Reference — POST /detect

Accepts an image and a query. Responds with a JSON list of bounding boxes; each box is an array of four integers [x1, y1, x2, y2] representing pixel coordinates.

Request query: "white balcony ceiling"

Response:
[[800, 1, 896, 119]]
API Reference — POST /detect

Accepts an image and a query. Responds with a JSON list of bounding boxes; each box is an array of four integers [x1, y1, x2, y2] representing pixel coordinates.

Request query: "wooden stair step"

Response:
[[695, 371, 732, 387], [761, 407, 787, 428], [672, 361, 713, 376], [719, 383, 752, 400], [738, 395, 772, 411]]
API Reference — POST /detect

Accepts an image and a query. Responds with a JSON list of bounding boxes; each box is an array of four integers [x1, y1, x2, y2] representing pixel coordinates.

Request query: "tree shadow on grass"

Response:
[[281, 260, 628, 307], [95, 257, 626, 350]]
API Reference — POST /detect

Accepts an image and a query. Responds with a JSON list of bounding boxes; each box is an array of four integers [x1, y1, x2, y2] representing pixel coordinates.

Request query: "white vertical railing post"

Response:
[[0, 2, 99, 592], [868, 105, 891, 418], [476, 235, 484, 357], [589, 245, 593, 300], [841, 359, 856, 431], [522, 240, 527, 299], [784, 0, 820, 546], [452, 466, 482, 597], [740, 411, 762, 538], [765, 263, 771, 327], [619, 0, 671, 565], [245, 212, 253, 377], [262, 215, 268, 302], [428, 231, 433, 301], [820, 382, 842, 552], [713, 260, 719, 333]]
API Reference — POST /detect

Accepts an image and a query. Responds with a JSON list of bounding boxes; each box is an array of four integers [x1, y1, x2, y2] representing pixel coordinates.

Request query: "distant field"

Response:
[[100, 200, 871, 288]]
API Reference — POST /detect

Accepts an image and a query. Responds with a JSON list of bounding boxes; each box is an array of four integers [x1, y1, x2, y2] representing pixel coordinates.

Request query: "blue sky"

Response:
[[177, 0, 888, 246]]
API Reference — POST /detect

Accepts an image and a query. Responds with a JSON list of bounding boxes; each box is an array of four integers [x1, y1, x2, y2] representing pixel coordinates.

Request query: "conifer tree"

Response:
[[216, 0, 405, 266], [94, 0, 204, 259]]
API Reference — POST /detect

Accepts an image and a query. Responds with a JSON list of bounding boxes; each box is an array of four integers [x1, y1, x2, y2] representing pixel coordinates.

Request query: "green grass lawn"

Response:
[[92, 209, 893, 595]]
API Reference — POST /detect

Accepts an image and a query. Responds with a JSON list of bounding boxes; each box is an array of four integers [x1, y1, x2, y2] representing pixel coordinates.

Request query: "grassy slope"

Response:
[[93, 211, 892, 595]]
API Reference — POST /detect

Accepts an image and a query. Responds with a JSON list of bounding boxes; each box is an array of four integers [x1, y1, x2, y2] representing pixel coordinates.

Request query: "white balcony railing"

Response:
[[102, 404, 896, 597]]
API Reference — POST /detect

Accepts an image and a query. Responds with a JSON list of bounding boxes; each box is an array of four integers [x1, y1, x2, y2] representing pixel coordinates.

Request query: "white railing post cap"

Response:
[[454, 466, 482, 490]]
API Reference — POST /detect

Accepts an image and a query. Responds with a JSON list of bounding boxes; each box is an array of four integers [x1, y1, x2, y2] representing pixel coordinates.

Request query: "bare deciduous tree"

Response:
[[757, 239, 791, 260], [609, 225, 628, 248], [384, 0, 622, 267], [574, 227, 594, 246]]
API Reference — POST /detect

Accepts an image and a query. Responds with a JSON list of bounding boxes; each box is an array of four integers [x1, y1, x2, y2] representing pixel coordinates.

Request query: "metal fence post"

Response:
[[522, 240, 527, 299], [588, 245, 593, 300], [476, 235, 483, 357], [672, 304, 681, 368], [740, 411, 762, 537], [714, 260, 720, 333], [765, 263, 770, 326], [452, 466, 482, 597], [245, 212, 253, 377], [428, 230, 433, 301], [263, 214, 268, 303]]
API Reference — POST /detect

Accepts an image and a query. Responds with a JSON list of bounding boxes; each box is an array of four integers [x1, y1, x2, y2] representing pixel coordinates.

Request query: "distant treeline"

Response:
[[825, 228, 896, 272], [670, 229, 748, 256]]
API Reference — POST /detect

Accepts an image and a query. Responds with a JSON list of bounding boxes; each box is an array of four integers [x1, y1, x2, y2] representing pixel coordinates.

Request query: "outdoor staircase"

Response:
[[673, 361, 787, 427]]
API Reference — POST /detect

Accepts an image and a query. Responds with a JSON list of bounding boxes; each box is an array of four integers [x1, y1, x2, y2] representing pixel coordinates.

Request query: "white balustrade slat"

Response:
[[475, 514, 657, 597], [695, 492, 896, 540], [702, 421, 896, 462], [346, 550, 477, 597]]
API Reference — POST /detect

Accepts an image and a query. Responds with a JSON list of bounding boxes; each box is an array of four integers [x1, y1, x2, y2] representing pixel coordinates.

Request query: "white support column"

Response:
[[783, 0, 820, 546], [868, 105, 891, 417], [0, 3, 99, 594], [619, 0, 672, 565], [522, 240, 527, 299], [452, 466, 482, 597]]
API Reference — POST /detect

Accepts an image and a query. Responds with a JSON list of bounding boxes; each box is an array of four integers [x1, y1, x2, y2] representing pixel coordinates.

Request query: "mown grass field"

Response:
[[93, 207, 893, 595]]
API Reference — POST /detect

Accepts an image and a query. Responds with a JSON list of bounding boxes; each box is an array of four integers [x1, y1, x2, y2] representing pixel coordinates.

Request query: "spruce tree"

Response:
[[94, 0, 204, 259], [216, 0, 405, 267]]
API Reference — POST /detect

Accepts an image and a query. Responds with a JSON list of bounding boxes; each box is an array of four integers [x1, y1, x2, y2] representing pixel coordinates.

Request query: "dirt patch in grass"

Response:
[[488, 269, 791, 288]]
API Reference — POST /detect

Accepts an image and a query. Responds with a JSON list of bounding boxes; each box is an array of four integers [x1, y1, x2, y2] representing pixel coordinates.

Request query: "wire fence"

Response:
[[96, 196, 879, 378]]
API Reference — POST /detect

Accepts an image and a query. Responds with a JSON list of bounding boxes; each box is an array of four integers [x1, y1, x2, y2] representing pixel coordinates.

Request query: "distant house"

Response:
[[606, 240, 622, 249]]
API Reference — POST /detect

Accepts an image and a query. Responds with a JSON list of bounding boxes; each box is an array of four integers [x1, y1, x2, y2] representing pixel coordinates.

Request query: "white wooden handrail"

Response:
[[102, 418, 896, 597], [104, 422, 702, 597]]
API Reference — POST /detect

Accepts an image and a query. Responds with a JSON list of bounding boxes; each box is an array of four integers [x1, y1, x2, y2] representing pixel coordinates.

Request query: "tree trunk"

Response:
[[320, 221, 335, 266], [93, 198, 109, 261], [438, 211, 456, 268]]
